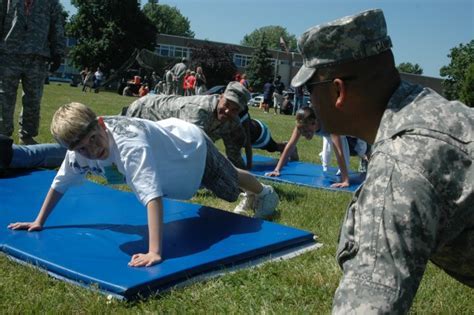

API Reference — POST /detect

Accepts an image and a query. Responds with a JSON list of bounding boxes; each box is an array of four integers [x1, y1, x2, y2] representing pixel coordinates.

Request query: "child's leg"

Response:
[[200, 137, 278, 218], [236, 168, 263, 195], [341, 136, 351, 171], [320, 135, 332, 171]]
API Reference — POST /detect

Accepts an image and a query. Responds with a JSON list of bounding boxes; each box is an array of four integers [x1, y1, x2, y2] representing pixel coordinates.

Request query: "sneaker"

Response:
[[19, 136, 38, 145], [233, 192, 255, 215], [253, 185, 279, 219]]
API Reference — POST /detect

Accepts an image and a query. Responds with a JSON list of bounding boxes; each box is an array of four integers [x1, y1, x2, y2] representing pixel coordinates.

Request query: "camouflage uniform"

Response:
[[333, 81, 474, 313], [290, 9, 473, 314], [124, 94, 247, 169], [0, 0, 65, 138], [170, 62, 187, 96]]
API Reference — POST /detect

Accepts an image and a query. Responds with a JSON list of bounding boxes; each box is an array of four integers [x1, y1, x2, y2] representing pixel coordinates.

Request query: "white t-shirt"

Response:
[[51, 117, 207, 206]]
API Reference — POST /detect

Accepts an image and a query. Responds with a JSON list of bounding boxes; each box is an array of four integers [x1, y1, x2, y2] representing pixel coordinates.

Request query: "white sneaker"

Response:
[[233, 192, 255, 215], [253, 185, 279, 219]]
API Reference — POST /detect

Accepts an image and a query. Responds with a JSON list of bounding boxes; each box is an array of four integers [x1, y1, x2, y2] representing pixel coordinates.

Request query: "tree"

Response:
[[188, 42, 236, 88], [143, 1, 194, 37], [397, 62, 423, 74], [245, 37, 274, 91], [241, 26, 297, 51], [67, 0, 156, 73], [440, 40, 474, 101], [459, 63, 474, 107]]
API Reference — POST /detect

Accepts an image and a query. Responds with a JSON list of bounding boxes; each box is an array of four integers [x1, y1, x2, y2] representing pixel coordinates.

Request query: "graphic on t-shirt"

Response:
[[104, 116, 145, 139], [103, 163, 126, 184]]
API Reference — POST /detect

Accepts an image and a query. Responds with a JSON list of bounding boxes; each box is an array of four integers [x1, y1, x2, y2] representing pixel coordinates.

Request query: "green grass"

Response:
[[1, 83, 472, 314]]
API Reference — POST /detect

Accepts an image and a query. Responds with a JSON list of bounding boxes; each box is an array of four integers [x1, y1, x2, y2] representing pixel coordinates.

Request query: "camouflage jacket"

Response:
[[125, 94, 247, 168], [338, 80, 473, 279], [0, 0, 65, 57]]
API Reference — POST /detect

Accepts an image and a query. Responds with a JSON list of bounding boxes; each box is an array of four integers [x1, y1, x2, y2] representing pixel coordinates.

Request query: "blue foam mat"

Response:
[[0, 170, 317, 299], [249, 155, 365, 192]]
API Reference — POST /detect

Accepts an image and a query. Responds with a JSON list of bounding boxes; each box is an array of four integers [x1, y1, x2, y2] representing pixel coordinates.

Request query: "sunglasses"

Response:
[[305, 76, 356, 94]]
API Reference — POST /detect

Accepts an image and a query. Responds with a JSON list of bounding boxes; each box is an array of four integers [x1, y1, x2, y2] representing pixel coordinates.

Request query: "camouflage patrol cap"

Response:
[[223, 81, 251, 111], [291, 9, 392, 87]]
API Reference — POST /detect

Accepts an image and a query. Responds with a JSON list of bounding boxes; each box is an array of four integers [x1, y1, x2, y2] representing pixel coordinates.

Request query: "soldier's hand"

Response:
[[50, 55, 62, 73]]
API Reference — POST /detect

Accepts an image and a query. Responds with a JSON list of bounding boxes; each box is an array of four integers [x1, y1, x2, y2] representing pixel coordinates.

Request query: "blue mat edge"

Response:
[[2, 233, 317, 299]]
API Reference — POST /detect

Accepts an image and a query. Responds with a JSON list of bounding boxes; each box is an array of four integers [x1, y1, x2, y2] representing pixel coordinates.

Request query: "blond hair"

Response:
[[51, 102, 97, 149]]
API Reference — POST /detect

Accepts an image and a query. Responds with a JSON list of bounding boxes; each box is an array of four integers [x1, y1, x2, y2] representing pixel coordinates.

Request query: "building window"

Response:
[[157, 45, 190, 59], [233, 54, 252, 68]]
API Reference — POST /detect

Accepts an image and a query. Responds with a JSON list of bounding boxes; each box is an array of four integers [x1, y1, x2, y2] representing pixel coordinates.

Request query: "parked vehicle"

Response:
[[248, 95, 263, 107]]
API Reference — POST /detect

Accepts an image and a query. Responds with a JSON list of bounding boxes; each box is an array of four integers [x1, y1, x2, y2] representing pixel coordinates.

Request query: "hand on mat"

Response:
[[265, 170, 280, 177], [128, 252, 162, 267], [7, 221, 43, 231], [331, 181, 350, 189]]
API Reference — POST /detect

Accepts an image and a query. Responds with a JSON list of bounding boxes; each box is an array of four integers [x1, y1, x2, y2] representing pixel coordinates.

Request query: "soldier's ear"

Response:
[[333, 79, 347, 109]]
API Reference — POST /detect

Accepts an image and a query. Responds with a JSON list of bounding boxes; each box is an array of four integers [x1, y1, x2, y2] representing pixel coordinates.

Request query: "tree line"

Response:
[[64, 0, 472, 106]]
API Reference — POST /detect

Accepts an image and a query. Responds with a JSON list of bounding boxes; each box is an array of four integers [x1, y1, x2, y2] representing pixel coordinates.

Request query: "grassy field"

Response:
[[1, 83, 472, 314]]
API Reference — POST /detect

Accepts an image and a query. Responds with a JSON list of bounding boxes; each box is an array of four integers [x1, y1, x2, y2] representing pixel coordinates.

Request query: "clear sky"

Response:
[[59, 0, 473, 78]]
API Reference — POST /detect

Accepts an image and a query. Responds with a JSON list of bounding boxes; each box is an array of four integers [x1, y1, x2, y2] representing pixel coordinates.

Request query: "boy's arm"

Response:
[[266, 127, 300, 177], [330, 134, 350, 188], [128, 197, 163, 267], [8, 188, 63, 231]]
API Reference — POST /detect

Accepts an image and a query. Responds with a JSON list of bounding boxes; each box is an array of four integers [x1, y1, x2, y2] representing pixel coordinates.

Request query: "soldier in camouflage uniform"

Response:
[[291, 9, 473, 314], [123, 81, 252, 170], [0, 0, 65, 144], [170, 58, 188, 96]]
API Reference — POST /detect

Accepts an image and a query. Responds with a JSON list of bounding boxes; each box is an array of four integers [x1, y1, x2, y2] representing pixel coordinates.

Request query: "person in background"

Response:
[[195, 66, 207, 95], [93, 67, 104, 93], [261, 78, 275, 113], [272, 75, 285, 115], [170, 58, 188, 95], [185, 71, 196, 96], [292, 85, 305, 115], [291, 9, 473, 313], [239, 73, 249, 89], [164, 68, 175, 95], [265, 107, 351, 189], [0, 0, 65, 144], [138, 83, 149, 97]]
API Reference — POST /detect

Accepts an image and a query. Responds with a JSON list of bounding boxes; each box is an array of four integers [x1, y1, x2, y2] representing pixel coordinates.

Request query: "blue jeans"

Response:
[[11, 143, 66, 169], [293, 96, 304, 115]]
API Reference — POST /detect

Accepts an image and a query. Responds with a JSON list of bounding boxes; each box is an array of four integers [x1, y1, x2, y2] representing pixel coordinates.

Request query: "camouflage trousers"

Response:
[[0, 54, 48, 138], [332, 164, 474, 314]]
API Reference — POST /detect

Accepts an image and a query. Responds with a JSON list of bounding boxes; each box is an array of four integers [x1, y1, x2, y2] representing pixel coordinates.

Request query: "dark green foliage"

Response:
[[241, 25, 297, 52], [397, 62, 423, 74], [459, 63, 474, 107], [188, 42, 236, 87], [143, 2, 194, 38], [66, 0, 156, 73], [246, 38, 274, 92], [440, 40, 474, 101]]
